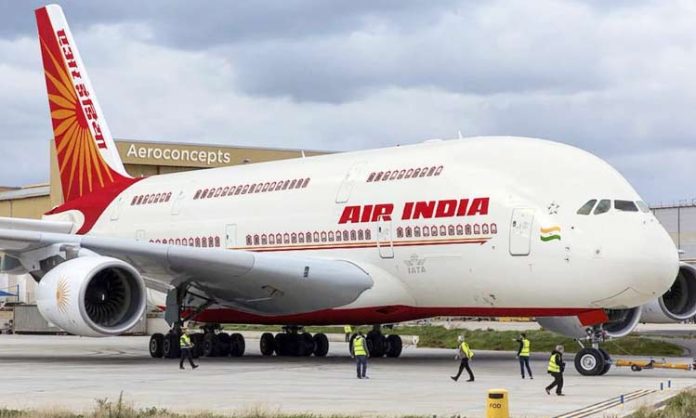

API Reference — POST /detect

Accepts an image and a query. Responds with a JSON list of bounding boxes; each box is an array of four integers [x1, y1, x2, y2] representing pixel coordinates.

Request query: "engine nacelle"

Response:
[[36, 256, 146, 337], [537, 306, 642, 339], [640, 262, 696, 323]]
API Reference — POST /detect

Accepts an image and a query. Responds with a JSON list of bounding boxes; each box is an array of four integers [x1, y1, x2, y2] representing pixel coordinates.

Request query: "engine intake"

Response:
[[641, 262, 696, 323], [37, 256, 146, 337]]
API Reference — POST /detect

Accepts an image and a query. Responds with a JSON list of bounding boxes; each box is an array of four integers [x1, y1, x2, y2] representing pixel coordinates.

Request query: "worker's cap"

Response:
[[555, 345, 564, 352]]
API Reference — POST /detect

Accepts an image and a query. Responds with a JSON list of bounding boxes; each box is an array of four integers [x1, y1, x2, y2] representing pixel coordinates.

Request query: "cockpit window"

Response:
[[636, 201, 650, 213], [615, 200, 638, 212], [593, 199, 611, 215], [577, 199, 597, 215]]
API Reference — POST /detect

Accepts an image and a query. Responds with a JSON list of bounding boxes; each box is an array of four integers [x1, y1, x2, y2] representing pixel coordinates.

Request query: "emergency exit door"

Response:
[[509, 208, 535, 256], [377, 216, 394, 258]]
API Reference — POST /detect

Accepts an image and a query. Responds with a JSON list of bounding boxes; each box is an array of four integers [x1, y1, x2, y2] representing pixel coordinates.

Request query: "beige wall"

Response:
[[0, 196, 51, 219]]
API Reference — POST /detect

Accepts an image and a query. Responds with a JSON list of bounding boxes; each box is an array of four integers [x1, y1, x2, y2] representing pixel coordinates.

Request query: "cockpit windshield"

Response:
[[577, 199, 650, 215], [593, 199, 611, 215], [615, 200, 638, 212]]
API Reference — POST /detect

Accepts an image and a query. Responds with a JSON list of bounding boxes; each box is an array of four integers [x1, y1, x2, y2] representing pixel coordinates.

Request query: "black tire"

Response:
[[163, 333, 180, 359], [260, 332, 275, 356], [598, 348, 611, 375], [217, 333, 231, 356], [313, 333, 329, 357], [385, 334, 403, 358], [230, 333, 245, 357], [275, 333, 289, 356], [202, 333, 219, 357], [300, 333, 314, 357], [149, 333, 164, 358], [191, 333, 204, 358], [367, 330, 385, 358], [574, 348, 605, 376]]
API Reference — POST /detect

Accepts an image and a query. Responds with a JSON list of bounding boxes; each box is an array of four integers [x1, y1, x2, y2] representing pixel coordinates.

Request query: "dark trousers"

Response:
[[356, 355, 367, 377], [454, 358, 474, 381], [180, 347, 196, 368], [519, 356, 532, 378], [546, 372, 564, 394]]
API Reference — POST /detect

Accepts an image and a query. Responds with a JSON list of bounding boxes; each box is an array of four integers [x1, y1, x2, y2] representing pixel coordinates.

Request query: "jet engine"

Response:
[[36, 256, 146, 337], [537, 307, 643, 339], [640, 262, 696, 323]]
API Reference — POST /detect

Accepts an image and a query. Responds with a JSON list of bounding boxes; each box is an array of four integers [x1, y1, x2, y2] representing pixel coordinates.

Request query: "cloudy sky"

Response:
[[1, 0, 695, 205]]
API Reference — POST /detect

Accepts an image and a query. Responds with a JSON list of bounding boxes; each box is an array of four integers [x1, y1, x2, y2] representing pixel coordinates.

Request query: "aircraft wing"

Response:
[[0, 219, 373, 316]]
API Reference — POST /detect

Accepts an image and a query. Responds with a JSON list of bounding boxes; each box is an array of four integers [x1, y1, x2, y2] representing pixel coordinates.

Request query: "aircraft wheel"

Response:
[[275, 333, 290, 356], [217, 332, 231, 356], [367, 330, 386, 358], [575, 348, 605, 376], [385, 335, 403, 358], [260, 332, 276, 356], [230, 333, 245, 357], [162, 332, 180, 359], [149, 333, 164, 358], [190, 333, 204, 358], [300, 333, 314, 357], [313, 333, 329, 357], [202, 333, 219, 357], [598, 348, 611, 375]]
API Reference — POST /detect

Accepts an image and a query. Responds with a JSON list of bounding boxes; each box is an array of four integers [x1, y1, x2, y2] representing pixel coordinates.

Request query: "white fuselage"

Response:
[[61, 137, 677, 314]]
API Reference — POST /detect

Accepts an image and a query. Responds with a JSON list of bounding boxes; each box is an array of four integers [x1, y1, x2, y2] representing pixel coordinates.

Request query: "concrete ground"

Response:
[[0, 335, 694, 417]]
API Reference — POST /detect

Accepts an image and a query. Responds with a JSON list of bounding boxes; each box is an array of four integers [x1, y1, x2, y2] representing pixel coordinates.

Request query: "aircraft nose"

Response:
[[630, 222, 679, 298]]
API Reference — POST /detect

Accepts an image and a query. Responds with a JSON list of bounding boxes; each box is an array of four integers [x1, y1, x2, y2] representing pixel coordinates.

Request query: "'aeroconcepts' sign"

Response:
[[117, 142, 233, 167]]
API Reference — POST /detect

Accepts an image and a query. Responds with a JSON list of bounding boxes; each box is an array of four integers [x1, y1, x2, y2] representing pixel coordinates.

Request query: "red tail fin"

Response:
[[36, 5, 131, 204]]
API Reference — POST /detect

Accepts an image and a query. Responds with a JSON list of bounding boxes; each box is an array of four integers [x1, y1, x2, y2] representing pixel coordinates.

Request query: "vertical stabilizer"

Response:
[[35, 4, 131, 203]]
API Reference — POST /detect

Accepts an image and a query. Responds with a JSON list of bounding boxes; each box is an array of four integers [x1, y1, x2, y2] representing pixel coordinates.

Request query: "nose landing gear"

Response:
[[574, 326, 611, 376]]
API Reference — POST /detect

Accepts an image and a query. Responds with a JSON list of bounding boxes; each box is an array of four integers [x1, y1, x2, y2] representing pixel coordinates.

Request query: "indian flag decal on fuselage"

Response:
[[540, 226, 561, 242]]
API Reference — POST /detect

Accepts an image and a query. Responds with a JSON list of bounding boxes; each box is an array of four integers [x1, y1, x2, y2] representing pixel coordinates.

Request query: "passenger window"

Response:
[[636, 201, 650, 213], [577, 199, 597, 215], [614, 200, 638, 212], [593, 199, 611, 215]]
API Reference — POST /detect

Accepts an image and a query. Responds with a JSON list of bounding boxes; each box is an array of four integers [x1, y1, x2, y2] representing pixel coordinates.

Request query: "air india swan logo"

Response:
[[56, 277, 70, 313]]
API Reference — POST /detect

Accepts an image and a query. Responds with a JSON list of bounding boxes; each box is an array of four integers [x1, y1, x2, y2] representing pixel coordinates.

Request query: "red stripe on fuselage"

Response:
[[189, 305, 596, 326]]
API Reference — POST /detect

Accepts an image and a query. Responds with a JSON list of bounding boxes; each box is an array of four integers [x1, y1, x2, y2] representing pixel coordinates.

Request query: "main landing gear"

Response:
[[574, 325, 611, 376], [149, 324, 246, 359], [260, 326, 330, 357], [352, 325, 403, 358]]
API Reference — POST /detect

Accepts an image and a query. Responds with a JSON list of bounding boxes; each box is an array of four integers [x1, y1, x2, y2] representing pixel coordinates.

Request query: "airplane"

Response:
[[0, 4, 680, 376]]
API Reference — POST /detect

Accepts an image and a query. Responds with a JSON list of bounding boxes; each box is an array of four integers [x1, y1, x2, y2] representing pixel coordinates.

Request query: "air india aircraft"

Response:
[[0, 4, 680, 376]]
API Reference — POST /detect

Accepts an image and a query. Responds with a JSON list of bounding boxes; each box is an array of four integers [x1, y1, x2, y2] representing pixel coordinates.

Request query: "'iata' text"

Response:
[[338, 197, 489, 224]]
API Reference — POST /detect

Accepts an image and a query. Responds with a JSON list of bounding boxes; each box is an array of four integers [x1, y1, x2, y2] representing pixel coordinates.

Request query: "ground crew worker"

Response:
[[451, 335, 475, 382], [344, 325, 353, 342], [351, 331, 369, 379], [179, 326, 198, 370], [545, 345, 565, 396], [514, 332, 533, 379]]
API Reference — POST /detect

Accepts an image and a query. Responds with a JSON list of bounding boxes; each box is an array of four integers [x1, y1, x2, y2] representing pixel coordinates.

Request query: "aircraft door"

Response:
[[335, 162, 367, 203], [377, 216, 394, 258], [509, 208, 535, 256], [225, 224, 237, 248]]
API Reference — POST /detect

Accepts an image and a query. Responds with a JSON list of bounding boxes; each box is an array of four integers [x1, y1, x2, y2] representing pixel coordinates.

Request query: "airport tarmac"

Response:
[[0, 335, 693, 417]]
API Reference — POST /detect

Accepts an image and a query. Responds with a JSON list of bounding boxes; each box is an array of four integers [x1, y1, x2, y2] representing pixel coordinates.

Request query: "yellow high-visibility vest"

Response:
[[520, 338, 531, 357], [460, 342, 474, 359], [344, 325, 353, 334], [547, 353, 561, 373], [353, 336, 367, 356], [180, 333, 192, 348]]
